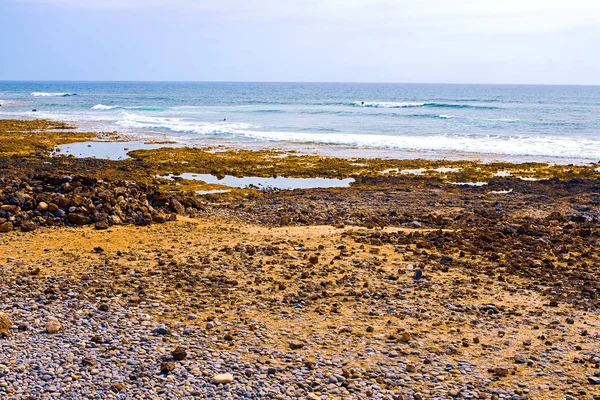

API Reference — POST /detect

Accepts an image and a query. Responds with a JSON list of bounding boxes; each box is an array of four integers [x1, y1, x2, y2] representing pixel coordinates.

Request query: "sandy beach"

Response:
[[1, 119, 600, 399]]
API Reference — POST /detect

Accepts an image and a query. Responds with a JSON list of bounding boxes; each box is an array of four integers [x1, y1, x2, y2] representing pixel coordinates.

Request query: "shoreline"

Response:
[[2, 114, 598, 166], [1, 119, 599, 399]]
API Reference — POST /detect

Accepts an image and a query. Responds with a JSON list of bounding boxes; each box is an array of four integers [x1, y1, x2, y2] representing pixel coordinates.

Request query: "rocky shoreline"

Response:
[[0, 119, 599, 399]]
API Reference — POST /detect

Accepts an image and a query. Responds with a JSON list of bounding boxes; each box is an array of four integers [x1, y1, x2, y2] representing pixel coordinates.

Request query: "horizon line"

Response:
[[1, 79, 599, 87]]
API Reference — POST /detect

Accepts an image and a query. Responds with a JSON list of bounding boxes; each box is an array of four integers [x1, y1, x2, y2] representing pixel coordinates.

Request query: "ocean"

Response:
[[1, 81, 599, 162]]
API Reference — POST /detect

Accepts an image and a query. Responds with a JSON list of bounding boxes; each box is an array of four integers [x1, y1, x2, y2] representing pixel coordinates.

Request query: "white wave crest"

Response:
[[116, 113, 254, 135], [0, 100, 30, 106], [91, 104, 117, 110], [111, 112, 600, 160], [353, 101, 425, 108], [31, 92, 77, 97], [231, 131, 600, 160]]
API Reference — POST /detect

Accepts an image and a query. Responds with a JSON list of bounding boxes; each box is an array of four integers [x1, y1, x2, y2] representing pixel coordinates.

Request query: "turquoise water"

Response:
[[1, 81, 599, 161]]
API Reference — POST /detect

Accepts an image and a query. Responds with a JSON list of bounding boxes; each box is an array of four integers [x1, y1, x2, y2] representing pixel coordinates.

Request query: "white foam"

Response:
[[196, 189, 231, 195], [91, 104, 117, 110], [495, 171, 512, 177], [31, 92, 77, 97], [448, 182, 488, 186], [0, 100, 30, 106], [116, 112, 254, 135], [353, 101, 425, 108], [488, 189, 513, 194], [229, 130, 600, 160]]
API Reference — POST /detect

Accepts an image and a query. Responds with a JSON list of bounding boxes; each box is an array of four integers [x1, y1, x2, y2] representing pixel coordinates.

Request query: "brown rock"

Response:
[[172, 346, 187, 361], [68, 213, 92, 225], [45, 316, 62, 333], [160, 361, 176, 375], [90, 335, 104, 344], [0, 222, 13, 233], [169, 199, 185, 214], [0, 312, 13, 337], [492, 367, 509, 377], [20, 221, 37, 232], [94, 220, 109, 230]]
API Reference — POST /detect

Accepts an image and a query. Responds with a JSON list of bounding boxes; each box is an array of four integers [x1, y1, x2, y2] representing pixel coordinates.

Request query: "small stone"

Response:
[[111, 383, 125, 392], [588, 376, 600, 385], [18, 323, 29, 331], [492, 367, 509, 377], [152, 326, 169, 335], [98, 304, 109, 312], [90, 335, 104, 344], [400, 332, 412, 342], [172, 346, 187, 361], [82, 357, 97, 367], [514, 354, 527, 364], [160, 362, 176, 375], [212, 373, 234, 384], [406, 364, 416, 373], [290, 342, 305, 350], [45, 317, 62, 333], [566, 317, 575, 324], [366, 326, 374, 333]]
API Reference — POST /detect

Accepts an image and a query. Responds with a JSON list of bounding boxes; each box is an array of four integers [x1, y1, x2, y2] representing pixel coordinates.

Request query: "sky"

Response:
[[1, 0, 599, 84]]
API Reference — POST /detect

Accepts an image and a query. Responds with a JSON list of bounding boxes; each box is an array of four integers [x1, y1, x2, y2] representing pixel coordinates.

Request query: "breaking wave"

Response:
[[110, 113, 600, 160], [91, 104, 166, 111], [31, 92, 77, 97], [352, 101, 498, 110]]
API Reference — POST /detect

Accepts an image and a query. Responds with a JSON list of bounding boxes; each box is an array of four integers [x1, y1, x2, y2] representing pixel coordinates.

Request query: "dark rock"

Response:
[[67, 213, 92, 225], [0, 222, 13, 233], [172, 346, 187, 361], [20, 221, 37, 232], [94, 220, 109, 230]]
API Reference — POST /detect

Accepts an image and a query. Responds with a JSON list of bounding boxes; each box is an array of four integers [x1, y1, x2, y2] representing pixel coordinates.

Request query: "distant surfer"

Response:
[[361, 101, 365, 107], [223, 118, 227, 121]]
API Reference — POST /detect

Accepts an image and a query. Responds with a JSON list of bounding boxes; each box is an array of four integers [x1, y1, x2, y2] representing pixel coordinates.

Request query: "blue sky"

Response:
[[1, 0, 599, 84]]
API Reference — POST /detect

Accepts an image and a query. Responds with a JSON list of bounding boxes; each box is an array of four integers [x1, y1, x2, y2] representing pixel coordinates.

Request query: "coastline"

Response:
[[1, 119, 599, 399]]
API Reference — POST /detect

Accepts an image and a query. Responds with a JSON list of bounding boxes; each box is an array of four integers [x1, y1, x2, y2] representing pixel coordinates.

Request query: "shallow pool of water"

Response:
[[54, 141, 168, 160], [161, 173, 355, 190]]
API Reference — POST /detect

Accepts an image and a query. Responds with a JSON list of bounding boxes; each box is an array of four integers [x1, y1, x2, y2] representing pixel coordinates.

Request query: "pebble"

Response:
[[45, 317, 62, 333], [212, 373, 234, 384]]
